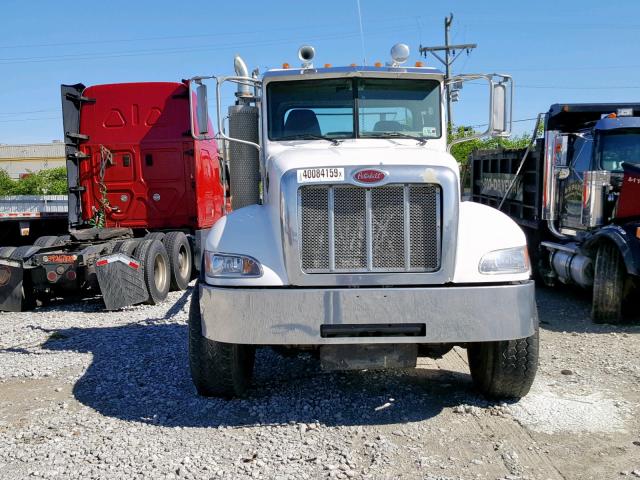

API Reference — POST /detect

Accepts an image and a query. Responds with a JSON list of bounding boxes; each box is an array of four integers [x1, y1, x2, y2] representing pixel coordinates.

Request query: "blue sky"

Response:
[[1, 0, 638, 144]]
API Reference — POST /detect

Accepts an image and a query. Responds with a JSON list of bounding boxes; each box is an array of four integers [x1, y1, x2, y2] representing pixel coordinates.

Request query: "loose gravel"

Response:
[[0, 284, 639, 479]]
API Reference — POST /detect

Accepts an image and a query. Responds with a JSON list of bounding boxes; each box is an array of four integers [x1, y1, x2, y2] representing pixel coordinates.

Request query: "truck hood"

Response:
[[266, 140, 459, 180]]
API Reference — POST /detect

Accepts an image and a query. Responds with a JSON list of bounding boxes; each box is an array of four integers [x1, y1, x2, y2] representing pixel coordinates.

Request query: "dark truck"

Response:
[[0, 81, 225, 312], [470, 103, 640, 323]]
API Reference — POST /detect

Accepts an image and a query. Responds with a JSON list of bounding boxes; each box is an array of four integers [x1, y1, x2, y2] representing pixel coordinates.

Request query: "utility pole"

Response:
[[419, 13, 476, 129]]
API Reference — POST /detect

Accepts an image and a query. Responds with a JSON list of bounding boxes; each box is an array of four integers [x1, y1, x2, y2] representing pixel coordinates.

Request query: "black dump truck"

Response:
[[470, 103, 640, 323]]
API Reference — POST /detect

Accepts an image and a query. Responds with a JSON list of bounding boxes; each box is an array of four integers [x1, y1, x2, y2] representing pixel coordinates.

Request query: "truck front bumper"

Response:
[[199, 280, 537, 345]]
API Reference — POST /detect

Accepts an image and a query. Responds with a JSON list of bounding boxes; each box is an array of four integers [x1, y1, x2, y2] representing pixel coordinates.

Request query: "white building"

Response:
[[0, 142, 65, 179]]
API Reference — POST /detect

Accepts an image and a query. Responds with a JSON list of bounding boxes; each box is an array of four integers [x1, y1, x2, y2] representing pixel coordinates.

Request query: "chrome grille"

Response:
[[299, 187, 330, 270], [299, 184, 441, 273], [334, 187, 367, 270]]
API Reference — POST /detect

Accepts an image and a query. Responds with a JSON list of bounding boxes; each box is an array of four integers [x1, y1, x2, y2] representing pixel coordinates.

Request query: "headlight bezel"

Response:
[[204, 251, 263, 278], [478, 246, 530, 275]]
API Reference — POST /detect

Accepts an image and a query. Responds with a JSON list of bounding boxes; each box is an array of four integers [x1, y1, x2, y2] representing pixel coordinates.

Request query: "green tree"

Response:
[[448, 126, 531, 166], [0, 167, 67, 196], [0, 169, 16, 196]]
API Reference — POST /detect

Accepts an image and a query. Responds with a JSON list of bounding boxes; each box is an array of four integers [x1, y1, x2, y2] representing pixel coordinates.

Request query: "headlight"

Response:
[[204, 251, 262, 278], [479, 246, 529, 274]]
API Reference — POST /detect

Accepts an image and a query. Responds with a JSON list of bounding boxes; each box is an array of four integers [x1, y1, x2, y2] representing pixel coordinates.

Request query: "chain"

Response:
[[88, 145, 113, 228]]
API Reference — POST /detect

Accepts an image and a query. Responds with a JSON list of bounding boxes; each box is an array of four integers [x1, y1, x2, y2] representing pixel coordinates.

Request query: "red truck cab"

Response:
[[66, 81, 222, 230]]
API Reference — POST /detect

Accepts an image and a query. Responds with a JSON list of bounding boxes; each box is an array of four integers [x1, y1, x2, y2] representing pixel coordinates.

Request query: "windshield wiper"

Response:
[[364, 132, 429, 145], [278, 134, 342, 146]]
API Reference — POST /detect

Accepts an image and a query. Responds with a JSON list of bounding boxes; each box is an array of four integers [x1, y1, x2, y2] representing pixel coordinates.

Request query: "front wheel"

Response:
[[188, 285, 255, 398], [592, 242, 626, 324], [467, 328, 539, 399]]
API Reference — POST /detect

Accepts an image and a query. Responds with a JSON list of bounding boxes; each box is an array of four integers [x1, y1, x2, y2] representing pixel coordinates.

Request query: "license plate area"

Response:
[[297, 167, 344, 183], [320, 344, 418, 371]]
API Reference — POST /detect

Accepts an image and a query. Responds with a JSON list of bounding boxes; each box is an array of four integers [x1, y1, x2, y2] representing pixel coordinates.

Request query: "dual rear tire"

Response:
[[145, 231, 192, 291], [134, 239, 170, 305]]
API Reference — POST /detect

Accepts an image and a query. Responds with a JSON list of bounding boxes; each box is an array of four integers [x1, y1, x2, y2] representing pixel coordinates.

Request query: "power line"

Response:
[[0, 108, 58, 116], [466, 117, 538, 129], [518, 84, 640, 90], [0, 24, 417, 65], [0, 15, 424, 51], [0, 116, 59, 123], [465, 81, 640, 90]]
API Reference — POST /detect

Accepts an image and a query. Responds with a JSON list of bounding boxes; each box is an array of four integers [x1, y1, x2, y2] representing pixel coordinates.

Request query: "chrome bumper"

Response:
[[199, 281, 537, 345]]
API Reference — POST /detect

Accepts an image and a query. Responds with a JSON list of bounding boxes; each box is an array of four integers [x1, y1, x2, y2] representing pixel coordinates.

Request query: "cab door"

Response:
[[559, 133, 594, 230]]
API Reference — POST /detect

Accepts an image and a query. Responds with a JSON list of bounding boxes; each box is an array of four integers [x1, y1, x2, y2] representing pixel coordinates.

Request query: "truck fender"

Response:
[[581, 226, 640, 277]]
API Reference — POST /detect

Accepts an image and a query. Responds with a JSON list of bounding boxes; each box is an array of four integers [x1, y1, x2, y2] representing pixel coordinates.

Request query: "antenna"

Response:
[[356, 0, 367, 65]]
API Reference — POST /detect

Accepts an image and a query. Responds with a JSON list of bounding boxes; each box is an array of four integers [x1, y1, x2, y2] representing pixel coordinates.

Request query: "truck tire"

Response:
[[592, 242, 626, 324], [467, 327, 539, 399], [134, 239, 170, 305], [0, 246, 16, 258], [145, 232, 165, 241], [10, 245, 40, 260], [100, 241, 118, 255], [188, 284, 255, 398], [34, 235, 58, 247], [163, 231, 192, 291], [9, 245, 41, 311], [112, 239, 139, 256]]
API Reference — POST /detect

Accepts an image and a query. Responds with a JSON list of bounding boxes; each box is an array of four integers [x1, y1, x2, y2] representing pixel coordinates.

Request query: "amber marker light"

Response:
[[324, 63, 332, 68], [350, 63, 357, 67], [282, 63, 290, 69], [374, 61, 382, 67], [636, 227, 640, 239], [415, 61, 424, 67]]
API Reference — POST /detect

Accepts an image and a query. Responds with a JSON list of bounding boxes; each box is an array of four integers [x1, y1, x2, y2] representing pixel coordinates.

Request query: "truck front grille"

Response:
[[299, 184, 441, 273]]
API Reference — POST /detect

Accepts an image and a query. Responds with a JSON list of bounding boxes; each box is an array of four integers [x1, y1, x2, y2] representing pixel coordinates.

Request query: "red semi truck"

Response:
[[0, 81, 225, 311]]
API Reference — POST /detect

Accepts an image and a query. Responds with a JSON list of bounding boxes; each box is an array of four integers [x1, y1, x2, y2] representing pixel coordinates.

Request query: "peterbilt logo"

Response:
[[353, 169, 386, 183]]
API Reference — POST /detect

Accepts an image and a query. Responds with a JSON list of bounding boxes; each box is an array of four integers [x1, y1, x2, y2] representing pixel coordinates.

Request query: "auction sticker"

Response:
[[297, 167, 344, 183]]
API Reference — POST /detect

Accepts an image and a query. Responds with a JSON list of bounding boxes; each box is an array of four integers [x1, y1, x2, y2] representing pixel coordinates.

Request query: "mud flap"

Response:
[[95, 254, 148, 310], [320, 344, 418, 371], [0, 259, 25, 312]]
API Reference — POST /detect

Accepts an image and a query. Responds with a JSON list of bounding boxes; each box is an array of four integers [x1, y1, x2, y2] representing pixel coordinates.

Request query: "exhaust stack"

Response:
[[234, 55, 251, 98]]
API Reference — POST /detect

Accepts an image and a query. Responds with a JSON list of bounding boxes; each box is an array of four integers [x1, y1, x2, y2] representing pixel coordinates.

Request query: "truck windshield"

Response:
[[598, 129, 640, 171], [267, 77, 441, 141]]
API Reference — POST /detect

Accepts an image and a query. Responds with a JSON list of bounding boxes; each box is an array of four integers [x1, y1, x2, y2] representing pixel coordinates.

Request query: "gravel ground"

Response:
[[0, 283, 639, 480]]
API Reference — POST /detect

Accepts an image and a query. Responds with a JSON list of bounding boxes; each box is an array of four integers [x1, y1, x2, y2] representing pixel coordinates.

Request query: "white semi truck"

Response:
[[187, 45, 539, 399]]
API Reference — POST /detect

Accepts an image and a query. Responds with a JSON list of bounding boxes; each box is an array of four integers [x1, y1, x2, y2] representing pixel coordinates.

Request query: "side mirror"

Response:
[[189, 79, 213, 140], [196, 83, 209, 136], [491, 80, 511, 136]]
